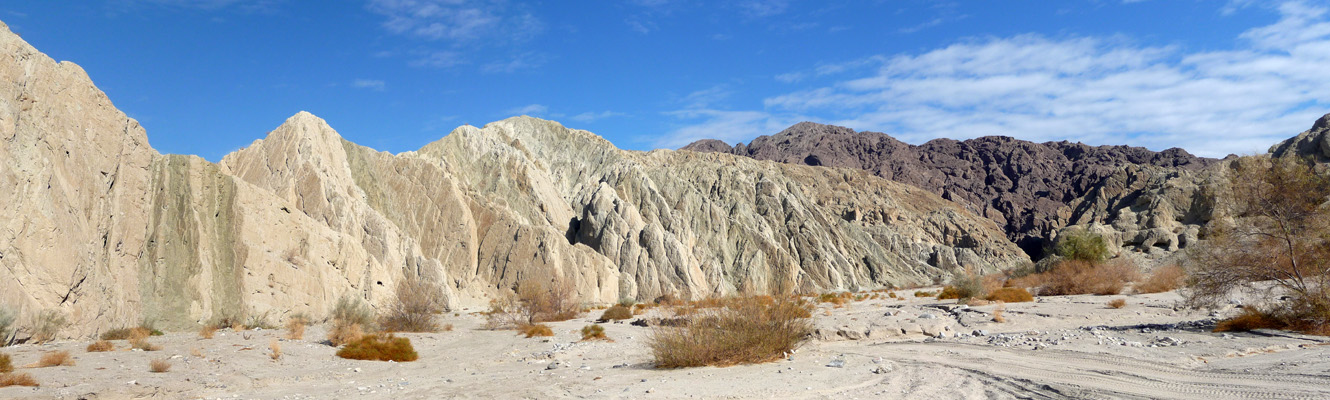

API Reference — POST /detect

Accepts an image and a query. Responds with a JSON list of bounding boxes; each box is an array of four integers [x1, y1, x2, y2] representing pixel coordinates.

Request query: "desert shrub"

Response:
[[599, 305, 633, 321], [913, 291, 935, 298], [0, 306, 13, 344], [285, 316, 306, 340], [199, 325, 217, 339], [30, 309, 67, 344], [1015, 259, 1140, 296], [36, 350, 73, 367], [0, 353, 11, 373], [1214, 308, 1287, 332], [87, 340, 115, 352], [985, 287, 1034, 303], [329, 295, 375, 344], [1188, 157, 1330, 334], [335, 334, 418, 362], [939, 271, 988, 301], [245, 311, 276, 330], [379, 278, 446, 333], [1108, 299, 1127, 309], [581, 324, 607, 341], [0, 372, 37, 387], [329, 323, 365, 347], [330, 295, 375, 329], [1137, 265, 1187, 294], [100, 328, 133, 341], [130, 337, 160, 351], [992, 306, 1006, 323], [269, 340, 282, 361], [518, 276, 579, 323], [148, 358, 171, 373], [518, 323, 554, 338], [487, 276, 580, 329], [648, 295, 812, 368], [618, 297, 637, 307], [1054, 229, 1109, 262]]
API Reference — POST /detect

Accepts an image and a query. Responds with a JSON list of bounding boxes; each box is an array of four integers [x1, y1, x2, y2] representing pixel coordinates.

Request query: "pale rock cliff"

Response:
[[0, 21, 1027, 338]]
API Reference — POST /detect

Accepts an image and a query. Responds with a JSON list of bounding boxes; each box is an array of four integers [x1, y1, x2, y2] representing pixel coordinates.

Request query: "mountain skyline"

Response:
[[2, 1, 1328, 160]]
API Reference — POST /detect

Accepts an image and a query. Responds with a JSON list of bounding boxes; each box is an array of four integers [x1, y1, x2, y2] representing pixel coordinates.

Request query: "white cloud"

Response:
[[367, 0, 542, 43], [666, 1, 1330, 157], [109, 0, 281, 12], [570, 111, 626, 122], [505, 104, 548, 116], [736, 0, 790, 18], [351, 79, 386, 91], [481, 52, 548, 73], [655, 109, 804, 149], [410, 50, 466, 68]]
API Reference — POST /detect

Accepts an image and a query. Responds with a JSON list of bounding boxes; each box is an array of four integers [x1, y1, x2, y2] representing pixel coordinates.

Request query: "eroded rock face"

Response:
[[1270, 113, 1330, 162], [0, 22, 1026, 337], [683, 122, 1219, 259]]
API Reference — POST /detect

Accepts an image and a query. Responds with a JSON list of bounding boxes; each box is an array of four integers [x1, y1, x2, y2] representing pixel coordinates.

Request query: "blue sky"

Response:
[[2, 1, 1328, 160]]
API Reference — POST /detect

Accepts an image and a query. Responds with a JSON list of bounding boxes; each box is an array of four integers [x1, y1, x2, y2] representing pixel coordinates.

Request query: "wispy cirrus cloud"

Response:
[[505, 104, 548, 116], [351, 79, 386, 91], [663, 1, 1330, 157], [570, 111, 627, 122], [367, 0, 542, 43]]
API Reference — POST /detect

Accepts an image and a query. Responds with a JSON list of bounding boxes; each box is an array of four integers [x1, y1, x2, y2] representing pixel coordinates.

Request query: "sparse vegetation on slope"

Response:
[[649, 296, 812, 368]]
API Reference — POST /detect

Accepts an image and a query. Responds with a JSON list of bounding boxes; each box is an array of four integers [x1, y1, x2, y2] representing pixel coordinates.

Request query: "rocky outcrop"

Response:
[[683, 122, 1219, 260], [1270, 113, 1330, 162], [0, 22, 1027, 338]]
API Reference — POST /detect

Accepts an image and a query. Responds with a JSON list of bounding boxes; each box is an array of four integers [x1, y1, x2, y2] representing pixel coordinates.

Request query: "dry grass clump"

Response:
[[1014, 259, 1140, 296], [86, 340, 115, 352], [936, 286, 965, 300], [35, 351, 73, 367], [518, 323, 554, 338], [0, 353, 12, 373], [335, 334, 418, 362], [913, 291, 936, 298], [379, 278, 446, 333], [0, 372, 37, 387], [199, 324, 217, 339], [818, 292, 852, 307], [329, 323, 366, 347], [1136, 264, 1187, 294], [130, 337, 161, 351], [1214, 308, 1287, 333], [269, 340, 282, 361], [649, 295, 812, 368], [985, 287, 1034, 303], [1108, 298, 1127, 309], [285, 316, 307, 340], [30, 309, 67, 344], [581, 324, 608, 341], [148, 358, 171, 373], [599, 305, 634, 321]]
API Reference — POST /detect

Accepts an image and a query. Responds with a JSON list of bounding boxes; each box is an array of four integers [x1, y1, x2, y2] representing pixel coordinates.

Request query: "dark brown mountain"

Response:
[[683, 122, 1219, 258]]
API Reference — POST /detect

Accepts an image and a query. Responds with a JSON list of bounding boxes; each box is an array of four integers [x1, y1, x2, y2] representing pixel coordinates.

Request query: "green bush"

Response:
[[1054, 229, 1109, 262], [599, 305, 633, 321]]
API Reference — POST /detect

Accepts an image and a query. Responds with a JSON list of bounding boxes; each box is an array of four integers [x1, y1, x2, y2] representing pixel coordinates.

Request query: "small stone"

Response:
[[826, 359, 845, 368]]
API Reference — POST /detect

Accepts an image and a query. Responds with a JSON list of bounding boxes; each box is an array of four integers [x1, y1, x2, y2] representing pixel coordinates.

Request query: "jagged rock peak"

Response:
[[1271, 112, 1330, 162]]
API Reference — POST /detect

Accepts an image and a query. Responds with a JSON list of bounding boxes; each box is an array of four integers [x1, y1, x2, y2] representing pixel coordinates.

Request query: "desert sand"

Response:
[[2, 288, 1328, 400]]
